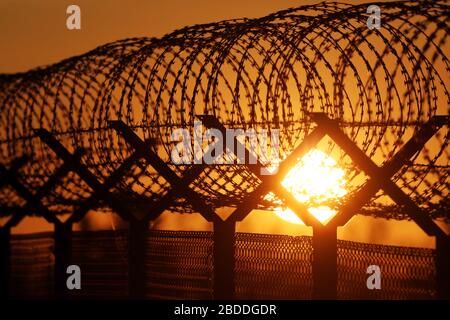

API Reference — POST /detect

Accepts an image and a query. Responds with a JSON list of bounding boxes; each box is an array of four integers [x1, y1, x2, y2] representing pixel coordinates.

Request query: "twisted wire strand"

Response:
[[0, 1, 448, 220]]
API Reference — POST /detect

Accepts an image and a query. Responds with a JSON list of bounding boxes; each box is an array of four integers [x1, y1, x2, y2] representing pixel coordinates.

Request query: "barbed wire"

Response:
[[0, 1, 449, 220]]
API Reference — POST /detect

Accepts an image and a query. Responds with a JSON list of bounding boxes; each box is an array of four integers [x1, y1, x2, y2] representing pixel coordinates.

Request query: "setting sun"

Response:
[[273, 149, 348, 225]]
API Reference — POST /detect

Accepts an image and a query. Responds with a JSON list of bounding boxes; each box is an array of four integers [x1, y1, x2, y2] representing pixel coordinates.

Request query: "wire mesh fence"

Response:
[[147, 230, 213, 299], [337, 240, 436, 299], [9, 230, 436, 299], [10, 233, 54, 298], [71, 230, 129, 299]]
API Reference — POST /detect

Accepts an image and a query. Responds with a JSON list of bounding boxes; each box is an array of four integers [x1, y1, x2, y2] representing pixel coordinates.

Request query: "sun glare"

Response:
[[274, 149, 347, 225]]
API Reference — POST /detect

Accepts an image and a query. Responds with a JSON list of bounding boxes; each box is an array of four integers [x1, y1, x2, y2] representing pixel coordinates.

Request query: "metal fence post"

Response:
[[312, 226, 337, 299], [129, 219, 148, 299], [436, 236, 450, 299], [213, 220, 236, 299], [0, 227, 11, 298], [54, 223, 72, 299]]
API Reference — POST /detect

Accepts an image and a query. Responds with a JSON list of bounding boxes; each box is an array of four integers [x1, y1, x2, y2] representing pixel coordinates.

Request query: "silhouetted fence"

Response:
[[8, 230, 436, 299], [1, 1, 449, 300], [1, 114, 449, 299]]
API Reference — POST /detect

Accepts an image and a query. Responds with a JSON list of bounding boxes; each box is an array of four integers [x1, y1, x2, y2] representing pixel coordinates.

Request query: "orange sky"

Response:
[[2, 0, 446, 247], [0, 0, 392, 73]]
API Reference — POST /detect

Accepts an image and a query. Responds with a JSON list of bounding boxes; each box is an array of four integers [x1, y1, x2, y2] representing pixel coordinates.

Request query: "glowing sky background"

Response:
[[0, 0, 396, 73], [1, 0, 447, 248]]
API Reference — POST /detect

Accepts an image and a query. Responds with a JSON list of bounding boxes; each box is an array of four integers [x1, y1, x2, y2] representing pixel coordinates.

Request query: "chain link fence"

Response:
[[9, 230, 436, 299]]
